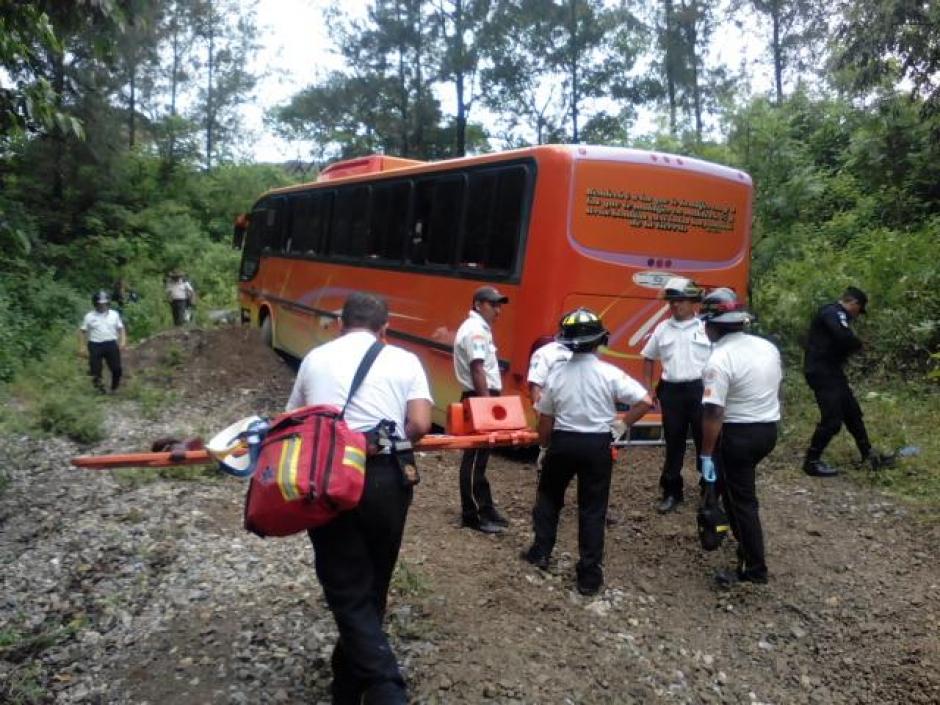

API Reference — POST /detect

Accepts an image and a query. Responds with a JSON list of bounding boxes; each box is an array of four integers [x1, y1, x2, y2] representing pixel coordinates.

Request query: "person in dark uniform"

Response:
[[698, 288, 781, 586], [521, 308, 652, 596], [286, 292, 432, 705], [802, 286, 888, 476], [641, 277, 710, 514], [453, 286, 511, 534]]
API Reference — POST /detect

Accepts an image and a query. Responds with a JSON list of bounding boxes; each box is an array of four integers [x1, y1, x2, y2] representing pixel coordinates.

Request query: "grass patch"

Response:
[[110, 463, 221, 490], [0, 661, 47, 705], [391, 559, 431, 598], [0, 618, 85, 705], [119, 376, 174, 420], [776, 369, 940, 512], [6, 336, 110, 444]]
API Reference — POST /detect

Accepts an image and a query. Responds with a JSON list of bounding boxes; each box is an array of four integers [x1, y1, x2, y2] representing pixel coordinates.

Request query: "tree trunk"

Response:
[[772, 5, 783, 103], [129, 59, 137, 148], [569, 0, 579, 144], [684, 0, 702, 141], [454, 0, 466, 156], [169, 3, 181, 165], [664, 0, 677, 135], [205, 1, 215, 171]]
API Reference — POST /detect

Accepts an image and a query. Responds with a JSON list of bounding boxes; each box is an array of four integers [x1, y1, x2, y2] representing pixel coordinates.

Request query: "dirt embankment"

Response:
[[1, 326, 937, 704]]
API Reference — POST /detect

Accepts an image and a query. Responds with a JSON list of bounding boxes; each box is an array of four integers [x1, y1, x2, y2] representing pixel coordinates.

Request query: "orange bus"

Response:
[[235, 145, 752, 427]]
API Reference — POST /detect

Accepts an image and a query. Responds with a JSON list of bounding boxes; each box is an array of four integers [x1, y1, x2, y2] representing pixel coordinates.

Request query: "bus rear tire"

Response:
[[260, 315, 273, 349]]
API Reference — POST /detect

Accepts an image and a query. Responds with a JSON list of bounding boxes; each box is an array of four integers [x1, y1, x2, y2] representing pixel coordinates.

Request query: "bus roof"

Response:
[[261, 145, 750, 199]]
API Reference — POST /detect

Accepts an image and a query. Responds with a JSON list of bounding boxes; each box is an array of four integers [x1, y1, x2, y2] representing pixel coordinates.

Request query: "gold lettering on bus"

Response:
[[584, 187, 736, 234]]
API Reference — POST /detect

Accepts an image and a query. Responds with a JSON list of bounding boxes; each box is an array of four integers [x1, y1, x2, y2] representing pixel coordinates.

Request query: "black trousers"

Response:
[[716, 422, 777, 579], [805, 371, 871, 459], [531, 431, 613, 589], [308, 455, 413, 705], [87, 340, 122, 391], [170, 299, 188, 326], [657, 379, 703, 500], [458, 389, 500, 522]]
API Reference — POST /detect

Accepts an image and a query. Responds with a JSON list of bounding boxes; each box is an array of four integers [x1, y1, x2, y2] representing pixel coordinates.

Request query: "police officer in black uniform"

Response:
[[802, 286, 886, 476]]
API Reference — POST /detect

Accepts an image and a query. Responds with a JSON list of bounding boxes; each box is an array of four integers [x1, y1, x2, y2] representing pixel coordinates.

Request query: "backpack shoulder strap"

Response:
[[341, 339, 385, 418]]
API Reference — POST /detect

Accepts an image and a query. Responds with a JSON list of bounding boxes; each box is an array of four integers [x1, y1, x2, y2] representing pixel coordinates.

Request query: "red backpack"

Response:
[[244, 341, 384, 537]]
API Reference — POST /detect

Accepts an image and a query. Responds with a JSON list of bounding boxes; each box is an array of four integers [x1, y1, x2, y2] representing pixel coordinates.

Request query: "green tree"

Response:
[[482, 0, 568, 145], [191, 0, 259, 171], [433, 0, 493, 155], [741, 0, 830, 104], [836, 0, 940, 110]]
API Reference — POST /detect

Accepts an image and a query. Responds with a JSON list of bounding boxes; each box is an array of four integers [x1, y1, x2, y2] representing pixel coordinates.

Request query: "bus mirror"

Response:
[[233, 214, 249, 249]]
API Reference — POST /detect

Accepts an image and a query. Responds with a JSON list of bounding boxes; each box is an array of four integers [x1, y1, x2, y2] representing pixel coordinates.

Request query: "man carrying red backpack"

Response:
[[286, 292, 432, 705]]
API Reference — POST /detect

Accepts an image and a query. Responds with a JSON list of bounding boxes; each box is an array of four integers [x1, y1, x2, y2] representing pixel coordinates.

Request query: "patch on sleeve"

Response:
[[837, 310, 849, 328], [468, 334, 489, 360]]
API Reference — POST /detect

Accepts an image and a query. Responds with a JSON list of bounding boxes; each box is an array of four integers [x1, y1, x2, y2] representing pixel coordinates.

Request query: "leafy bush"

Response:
[[754, 221, 940, 372], [35, 394, 105, 444]]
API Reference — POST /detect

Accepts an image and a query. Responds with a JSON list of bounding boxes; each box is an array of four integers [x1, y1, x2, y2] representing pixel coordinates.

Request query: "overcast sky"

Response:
[[244, 0, 769, 162]]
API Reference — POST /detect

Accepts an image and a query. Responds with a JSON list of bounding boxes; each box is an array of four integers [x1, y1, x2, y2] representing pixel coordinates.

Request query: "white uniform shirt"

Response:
[[535, 354, 648, 433], [527, 341, 572, 388], [80, 309, 124, 343], [166, 279, 194, 301], [641, 316, 711, 381], [453, 310, 502, 392], [702, 332, 781, 423], [286, 331, 432, 434]]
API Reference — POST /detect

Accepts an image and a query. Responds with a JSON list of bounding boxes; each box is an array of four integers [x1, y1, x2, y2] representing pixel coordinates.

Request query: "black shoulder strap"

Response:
[[341, 339, 385, 418]]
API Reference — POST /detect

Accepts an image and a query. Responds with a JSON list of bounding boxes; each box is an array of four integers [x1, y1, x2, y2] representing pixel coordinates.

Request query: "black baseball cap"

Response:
[[473, 286, 509, 305], [843, 286, 868, 314]]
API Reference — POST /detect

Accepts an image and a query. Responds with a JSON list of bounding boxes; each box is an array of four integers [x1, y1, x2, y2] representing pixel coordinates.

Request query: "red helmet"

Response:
[[699, 288, 750, 324]]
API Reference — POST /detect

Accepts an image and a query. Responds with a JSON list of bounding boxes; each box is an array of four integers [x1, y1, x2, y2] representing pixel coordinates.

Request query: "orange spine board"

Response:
[[71, 429, 540, 470]]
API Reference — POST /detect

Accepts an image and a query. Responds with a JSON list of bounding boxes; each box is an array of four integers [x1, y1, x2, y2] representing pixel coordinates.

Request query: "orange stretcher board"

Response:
[[71, 430, 540, 470]]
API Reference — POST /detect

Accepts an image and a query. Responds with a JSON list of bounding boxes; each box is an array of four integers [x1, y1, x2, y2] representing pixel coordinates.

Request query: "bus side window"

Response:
[[240, 204, 268, 280], [313, 191, 332, 255], [330, 186, 370, 258], [462, 170, 497, 269], [459, 165, 526, 273], [263, 197, 287, 253], [411, 176, 463, 267], [370, 181, 410, 261], [288, 194, 311, 255], [490, 166, 526, 272]]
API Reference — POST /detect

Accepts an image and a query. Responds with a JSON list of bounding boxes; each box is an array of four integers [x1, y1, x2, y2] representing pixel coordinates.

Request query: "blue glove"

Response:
[[700, 455, 716, 484]]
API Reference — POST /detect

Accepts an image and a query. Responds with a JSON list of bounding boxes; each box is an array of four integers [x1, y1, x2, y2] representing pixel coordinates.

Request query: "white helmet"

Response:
[[662, 277, 703, 301]]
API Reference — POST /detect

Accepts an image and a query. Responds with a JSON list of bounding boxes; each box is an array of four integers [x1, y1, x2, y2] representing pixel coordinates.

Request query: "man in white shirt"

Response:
[[286, 292, 432, 705], [522, 308, 652, 596], [453, 286, 510, 534], [78, 290, 126, 393], [527, 336, 572, 406], [165, 270, 196, 326], [641, 277, 710, 514], [698, 288, 781, 586]]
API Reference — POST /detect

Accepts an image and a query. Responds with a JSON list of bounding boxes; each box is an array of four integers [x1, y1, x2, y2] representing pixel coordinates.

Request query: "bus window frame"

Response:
[[249, 157, 537, 284]]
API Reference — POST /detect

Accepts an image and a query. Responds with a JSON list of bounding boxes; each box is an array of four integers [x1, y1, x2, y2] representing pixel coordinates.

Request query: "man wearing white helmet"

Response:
[[78, 290, 126, 393], [641, 276, 710, 514], [698, 288, 781, 586]]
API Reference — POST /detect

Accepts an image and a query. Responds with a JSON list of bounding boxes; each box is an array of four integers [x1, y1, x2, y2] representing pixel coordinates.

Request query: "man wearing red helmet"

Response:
[[699, 288, 781, 586]]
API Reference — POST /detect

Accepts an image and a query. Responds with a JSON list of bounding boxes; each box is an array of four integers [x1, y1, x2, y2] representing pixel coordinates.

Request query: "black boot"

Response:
[[803, 452, 838, 477]]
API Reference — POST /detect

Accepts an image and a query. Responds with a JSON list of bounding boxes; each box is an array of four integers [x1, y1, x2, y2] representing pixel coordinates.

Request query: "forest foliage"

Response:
[[0, 0, 937, 393]]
